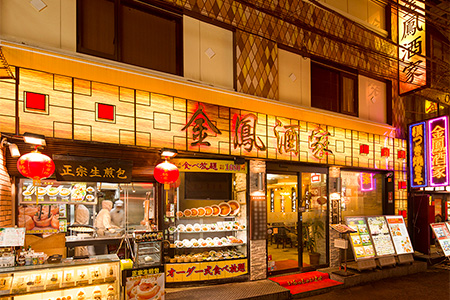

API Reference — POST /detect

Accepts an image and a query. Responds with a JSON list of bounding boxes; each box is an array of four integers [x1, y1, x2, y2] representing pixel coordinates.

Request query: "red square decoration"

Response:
[[398, 181, 407, 189], [398, 150, 406, 159], [97, 103, 115, 121], [25, 92, 47, 112], [381, 147, 390, 157], [360, 144, 369, 155]]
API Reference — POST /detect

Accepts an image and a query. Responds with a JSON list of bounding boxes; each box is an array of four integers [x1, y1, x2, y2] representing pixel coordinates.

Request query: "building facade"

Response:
[[0, 0, 418, 279]]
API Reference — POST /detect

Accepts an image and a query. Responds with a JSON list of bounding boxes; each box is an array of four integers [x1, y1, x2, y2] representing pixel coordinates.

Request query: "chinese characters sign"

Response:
[[360, 173, 374, 191], [53, 155, 133, 183], [165, 259, 247, 282], [124, 266, 165, 300], [172, 159, 246, 173], [399, 0, 426, 94], [409, 122, 427, 188], [428, 116, 449, 187]]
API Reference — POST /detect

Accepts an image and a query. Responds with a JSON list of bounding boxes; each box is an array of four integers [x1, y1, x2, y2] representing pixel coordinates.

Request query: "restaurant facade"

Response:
[[0, 0, 413, 297]]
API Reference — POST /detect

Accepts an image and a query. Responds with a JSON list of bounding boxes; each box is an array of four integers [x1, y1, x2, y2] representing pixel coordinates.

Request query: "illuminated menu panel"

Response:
[[346, 217, 375, 260], [409, 122, 427, 188], [385, 215, 413, 255], [367, 216, 396, 256], [428, 116, 449, 187], [430, 223, 450, 257]]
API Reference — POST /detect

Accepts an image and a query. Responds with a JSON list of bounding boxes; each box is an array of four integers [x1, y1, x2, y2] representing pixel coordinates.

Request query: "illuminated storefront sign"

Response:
[[182, 104, 221, 147], [409, 122, 427, 187], [308, 127, 333, 160], [274, 119, 300, 155], [399, 0, 426, 94], [360, 173, 375, 191], [172, 159, 246, 173], [53, 155, 133, 183], [165, 259, 247, 282], [428, 116, 449, 187]]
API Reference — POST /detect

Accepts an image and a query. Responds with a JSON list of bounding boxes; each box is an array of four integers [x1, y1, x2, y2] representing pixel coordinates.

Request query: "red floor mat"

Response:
[[269, 271, 343, 295]]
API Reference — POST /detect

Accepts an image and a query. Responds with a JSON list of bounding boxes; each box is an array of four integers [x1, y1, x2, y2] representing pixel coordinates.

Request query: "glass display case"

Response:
[[164, 169, 248, 283], [133, 231, 163, 267], [0, 254, 120, 300]]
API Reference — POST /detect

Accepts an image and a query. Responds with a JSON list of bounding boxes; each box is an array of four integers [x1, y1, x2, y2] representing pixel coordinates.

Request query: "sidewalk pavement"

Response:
[[165, 263, 449, 300]]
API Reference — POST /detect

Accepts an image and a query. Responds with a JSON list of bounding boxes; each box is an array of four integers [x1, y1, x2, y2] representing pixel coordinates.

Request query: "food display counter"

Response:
[[0, 254, 120, 300]]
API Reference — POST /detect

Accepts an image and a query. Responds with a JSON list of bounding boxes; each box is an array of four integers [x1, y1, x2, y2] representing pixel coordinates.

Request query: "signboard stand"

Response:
[[355, 258, 377, 271], [331, 224, 356, 276], [397, 253, 414, 265], [376, 256, 396, 268]]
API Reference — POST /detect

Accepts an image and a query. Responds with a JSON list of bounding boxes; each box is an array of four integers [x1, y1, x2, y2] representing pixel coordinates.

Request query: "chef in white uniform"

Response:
[[110, 200, 124, 228], [94, 200, 114, 236]]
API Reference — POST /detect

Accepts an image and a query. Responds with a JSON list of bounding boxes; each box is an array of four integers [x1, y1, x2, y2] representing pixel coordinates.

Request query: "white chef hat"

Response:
[[115, 200, 124, 207]]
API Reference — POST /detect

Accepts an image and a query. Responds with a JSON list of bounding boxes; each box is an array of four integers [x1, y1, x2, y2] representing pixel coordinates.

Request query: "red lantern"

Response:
[[154, 160, 179, 184], [17, 150, 55, 185]]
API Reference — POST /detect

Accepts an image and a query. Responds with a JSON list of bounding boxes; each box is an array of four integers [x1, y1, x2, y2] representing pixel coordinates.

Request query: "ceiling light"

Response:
[[160, 148, 177, 158], [23, 132, 46, 146]]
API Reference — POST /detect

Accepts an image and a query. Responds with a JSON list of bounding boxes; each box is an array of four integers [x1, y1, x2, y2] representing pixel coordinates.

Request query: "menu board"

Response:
[[385, 215, 413, 254], [19, 179, 97, 205], [367, 216, 396, 256], [18, 204, 68, 234], [0, 228, 25, 247], [430, 223, 450, 256], [346, 217, 375, 260], [124, 266, 165, 300]]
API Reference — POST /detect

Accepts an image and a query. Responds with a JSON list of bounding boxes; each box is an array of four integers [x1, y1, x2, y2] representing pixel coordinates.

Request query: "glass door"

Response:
[[267, 173, 299, 274], [300, 172, 328, 268]]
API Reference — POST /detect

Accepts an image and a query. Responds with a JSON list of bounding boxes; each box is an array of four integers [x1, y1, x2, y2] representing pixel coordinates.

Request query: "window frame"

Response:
[[77, 0, 183, 76], [311, 62, 359, 117]]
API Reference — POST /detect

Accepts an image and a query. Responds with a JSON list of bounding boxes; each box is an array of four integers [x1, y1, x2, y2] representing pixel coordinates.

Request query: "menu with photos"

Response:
[[430, 223, 450, 257], [367, 216, 396, 256], [385, 215, 413, 254], [346, 217, 375, 260], [0, 228, 25, 247]]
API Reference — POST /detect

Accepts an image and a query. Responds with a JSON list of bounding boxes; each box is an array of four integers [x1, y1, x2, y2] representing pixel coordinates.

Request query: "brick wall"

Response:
[[0, 145, 13, 227]]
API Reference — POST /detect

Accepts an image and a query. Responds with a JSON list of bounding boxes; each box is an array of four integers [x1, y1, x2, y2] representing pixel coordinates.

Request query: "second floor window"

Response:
[[311, 62, 358, 117], [77, 0, 183, 76]]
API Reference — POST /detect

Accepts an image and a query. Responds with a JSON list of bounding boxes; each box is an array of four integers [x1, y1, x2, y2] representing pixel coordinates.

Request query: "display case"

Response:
[[133, 231, 163, 267], [0, 254, 120, 300]]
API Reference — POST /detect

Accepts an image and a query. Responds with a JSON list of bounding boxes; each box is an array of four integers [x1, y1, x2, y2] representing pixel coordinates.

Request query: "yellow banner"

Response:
[[165, 259, 247, 282], [171, 159, 246, 173]]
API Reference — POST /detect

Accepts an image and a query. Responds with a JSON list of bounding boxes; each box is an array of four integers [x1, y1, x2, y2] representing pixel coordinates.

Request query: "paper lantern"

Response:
[[17, 150, 55, 185], [154, 160, 179, 184]]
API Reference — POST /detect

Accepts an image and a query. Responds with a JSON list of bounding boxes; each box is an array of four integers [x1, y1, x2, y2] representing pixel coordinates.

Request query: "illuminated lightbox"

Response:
[[409, 122, 427, 188], [360, 173, 375, 191], [428, 116, 449, 187]]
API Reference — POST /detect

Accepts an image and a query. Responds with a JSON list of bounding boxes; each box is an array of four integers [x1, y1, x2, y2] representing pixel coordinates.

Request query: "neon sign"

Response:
[[398, 0, 426, 94], [409, 122, 427, 188], [428, 116, 449, 187], [360, 173, 375, 191]]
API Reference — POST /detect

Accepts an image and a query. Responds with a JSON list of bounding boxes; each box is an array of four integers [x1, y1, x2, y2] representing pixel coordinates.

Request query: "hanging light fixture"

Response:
[[154, 159, 179, 184], [17, 148, 55, 186]]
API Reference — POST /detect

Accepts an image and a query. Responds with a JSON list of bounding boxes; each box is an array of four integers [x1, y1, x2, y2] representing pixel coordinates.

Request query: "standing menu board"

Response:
[[346, 217, 375, 260], [0, 228, 25, 247], [385, 215, 413, 254], [430, 223, 450, 256], [367, 216, 396, 256]]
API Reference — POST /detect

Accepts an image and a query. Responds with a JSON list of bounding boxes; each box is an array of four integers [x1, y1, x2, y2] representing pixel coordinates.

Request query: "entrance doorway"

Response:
[[267, 169, 328, 275]]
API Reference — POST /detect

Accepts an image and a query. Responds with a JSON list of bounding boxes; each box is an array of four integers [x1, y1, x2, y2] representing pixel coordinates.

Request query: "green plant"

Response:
[[302, 218, 325, 254]]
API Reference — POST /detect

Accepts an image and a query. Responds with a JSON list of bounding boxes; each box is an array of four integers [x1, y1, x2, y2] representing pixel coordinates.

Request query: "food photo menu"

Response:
[[385, 215, 413, 254], [367, 216, 396, 256], [346, 217, 375, 260], [430, 223, 450, 257]]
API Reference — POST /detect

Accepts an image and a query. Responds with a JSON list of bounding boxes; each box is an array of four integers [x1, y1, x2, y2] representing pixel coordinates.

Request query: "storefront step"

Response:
[[318, 261, 427, 288], [165, 279, 291, 300]]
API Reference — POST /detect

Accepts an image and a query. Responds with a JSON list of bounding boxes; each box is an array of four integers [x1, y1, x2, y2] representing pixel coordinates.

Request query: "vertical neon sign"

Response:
[[409, 122, 427, 188], [428, 116, 449, 187], [360, 173, 375, 191]]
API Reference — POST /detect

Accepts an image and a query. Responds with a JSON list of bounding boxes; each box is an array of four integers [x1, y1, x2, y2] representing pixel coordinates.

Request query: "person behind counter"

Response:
[[110, 200, 124, 228], [93, 200, 119, 255]]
